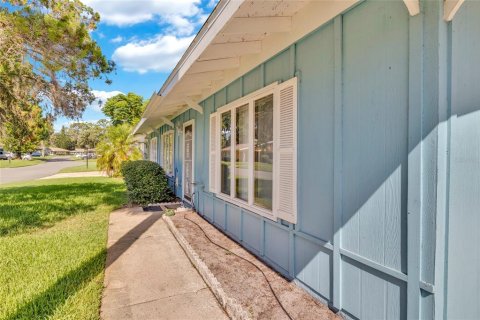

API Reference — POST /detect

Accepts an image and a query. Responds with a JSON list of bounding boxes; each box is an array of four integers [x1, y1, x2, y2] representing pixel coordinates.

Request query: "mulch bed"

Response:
[[170, 211, 340, 320]]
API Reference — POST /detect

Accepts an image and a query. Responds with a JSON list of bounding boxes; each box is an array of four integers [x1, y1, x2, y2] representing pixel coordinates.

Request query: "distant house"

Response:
[[132, 1, 479, 319], [70, 148, 84, 156], [47, 147, 69, 155]]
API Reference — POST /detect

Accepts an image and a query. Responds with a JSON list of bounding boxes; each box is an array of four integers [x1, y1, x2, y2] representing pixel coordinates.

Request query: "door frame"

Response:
[[182, 119, 195, 203]]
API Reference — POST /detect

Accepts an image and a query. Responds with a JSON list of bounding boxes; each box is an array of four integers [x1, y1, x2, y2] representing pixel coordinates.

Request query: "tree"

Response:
[[51, 126, 75, 150], [96, 123, 142, 177], [0, 0, 114, 122], [66, 121, 106, 149], [3, 104, 53, 156], [76, 123, 105, 148], [102, 93, 145, 126], [96, 119, 110, 129]]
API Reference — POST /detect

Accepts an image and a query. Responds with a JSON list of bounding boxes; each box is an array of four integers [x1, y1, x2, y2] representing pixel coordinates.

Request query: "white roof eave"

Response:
[[132, 0, 242, 135], [133, 0, 364, 136]]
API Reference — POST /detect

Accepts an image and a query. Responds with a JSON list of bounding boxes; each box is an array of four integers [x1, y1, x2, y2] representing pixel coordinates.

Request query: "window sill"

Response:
[[214, 193, 276, 222]]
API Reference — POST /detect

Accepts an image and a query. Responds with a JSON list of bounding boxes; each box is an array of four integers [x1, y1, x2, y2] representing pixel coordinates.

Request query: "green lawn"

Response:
[[0, 159, 45, 168], [58, 159, 98, 173], [0, 177, 126, 320]]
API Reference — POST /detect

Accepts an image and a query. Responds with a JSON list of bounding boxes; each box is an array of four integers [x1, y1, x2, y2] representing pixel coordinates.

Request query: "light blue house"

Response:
[[132, 0, 480, 318]]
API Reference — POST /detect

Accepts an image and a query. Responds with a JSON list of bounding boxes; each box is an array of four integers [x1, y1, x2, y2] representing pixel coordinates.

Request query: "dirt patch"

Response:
[[170, 211, 341, 320]]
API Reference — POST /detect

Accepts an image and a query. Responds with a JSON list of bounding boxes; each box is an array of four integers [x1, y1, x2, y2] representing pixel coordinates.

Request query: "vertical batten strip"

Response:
[[332, 15, 343, 312], [407, 3, 424, 319], [434, 2, 453, 318]]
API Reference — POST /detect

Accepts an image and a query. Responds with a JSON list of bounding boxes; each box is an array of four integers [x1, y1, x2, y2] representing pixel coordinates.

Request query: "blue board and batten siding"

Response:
[[145, 1, 480, 318], [446, 1, 480, 318]]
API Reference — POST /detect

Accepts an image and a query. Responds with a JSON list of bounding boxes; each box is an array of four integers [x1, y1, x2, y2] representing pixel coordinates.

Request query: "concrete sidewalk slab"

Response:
[[101, 207, 228, 320], [40, 171, 106, 179]]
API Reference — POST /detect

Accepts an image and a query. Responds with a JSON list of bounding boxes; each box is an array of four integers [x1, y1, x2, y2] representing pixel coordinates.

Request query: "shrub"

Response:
[[121, 160, 174, 206]]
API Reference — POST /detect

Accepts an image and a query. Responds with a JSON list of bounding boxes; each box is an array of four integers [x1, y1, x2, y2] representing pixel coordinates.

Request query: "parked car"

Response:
[[81, 153, 96, 159], [0, 148, 7, 160], [31, 151, 42, 157]]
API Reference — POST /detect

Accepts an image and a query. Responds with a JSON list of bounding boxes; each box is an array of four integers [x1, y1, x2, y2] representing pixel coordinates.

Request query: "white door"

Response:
[[183, 120, 194, 202]]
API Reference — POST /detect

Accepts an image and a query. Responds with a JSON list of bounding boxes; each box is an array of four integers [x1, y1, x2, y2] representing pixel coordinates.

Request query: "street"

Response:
[[0, 157, 81, 185]]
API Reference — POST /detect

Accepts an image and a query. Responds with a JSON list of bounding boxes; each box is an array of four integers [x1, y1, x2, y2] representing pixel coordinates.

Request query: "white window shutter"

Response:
[[209, 113, 217, 192], [275, 77, 298, 224]]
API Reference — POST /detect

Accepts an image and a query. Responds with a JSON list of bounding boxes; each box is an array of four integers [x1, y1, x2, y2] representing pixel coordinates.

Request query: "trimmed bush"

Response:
[[121, 160, 174, 206]]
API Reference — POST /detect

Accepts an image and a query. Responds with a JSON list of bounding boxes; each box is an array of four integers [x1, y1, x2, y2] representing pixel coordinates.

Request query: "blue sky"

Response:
[[54, 0, 217, 131]]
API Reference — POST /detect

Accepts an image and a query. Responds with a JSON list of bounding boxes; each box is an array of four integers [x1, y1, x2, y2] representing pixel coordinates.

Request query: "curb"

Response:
[[162, 213, 252, 320]]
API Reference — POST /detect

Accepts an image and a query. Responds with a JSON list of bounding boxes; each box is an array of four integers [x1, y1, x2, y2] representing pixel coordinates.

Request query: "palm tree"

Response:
[[96, 123, 142, 177]]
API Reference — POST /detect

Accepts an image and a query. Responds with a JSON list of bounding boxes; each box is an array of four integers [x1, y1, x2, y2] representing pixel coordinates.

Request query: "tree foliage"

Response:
[[96, 124, 142, 177], [102, 93, 145, 126], [51, 121, 108, 150], [0, 0, 114, 122], [67, 122, 107, 148], [51, 126, 75, 150], [2, 104, 53, 155]]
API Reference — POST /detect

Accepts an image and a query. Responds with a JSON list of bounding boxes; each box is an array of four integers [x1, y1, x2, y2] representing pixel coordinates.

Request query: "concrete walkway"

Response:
[[101, 207, 228, 320], [40, 171, 106, 179]]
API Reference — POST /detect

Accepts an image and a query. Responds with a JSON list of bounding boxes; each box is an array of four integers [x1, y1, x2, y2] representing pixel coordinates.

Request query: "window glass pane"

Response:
[[235, 104, 249, 201], [254, 94, 273, 210], [221, 111, 232, 195]]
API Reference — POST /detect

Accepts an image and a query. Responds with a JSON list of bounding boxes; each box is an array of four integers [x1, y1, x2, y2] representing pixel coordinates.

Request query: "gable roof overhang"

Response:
[[132, 0, 368, 135]]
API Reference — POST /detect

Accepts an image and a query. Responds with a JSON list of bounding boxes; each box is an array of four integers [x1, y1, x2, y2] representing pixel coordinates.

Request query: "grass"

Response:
[[0, 156, 58, 168], [0, 177, 126, 320], [0, 159, 45, 168], [58, 159, 98, 173]]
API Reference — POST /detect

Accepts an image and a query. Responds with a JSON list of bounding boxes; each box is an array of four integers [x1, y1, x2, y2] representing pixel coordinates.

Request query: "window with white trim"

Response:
[[209, 77, 298, 223], [149, 137, 157, 163], [161, 131, 174, 176]]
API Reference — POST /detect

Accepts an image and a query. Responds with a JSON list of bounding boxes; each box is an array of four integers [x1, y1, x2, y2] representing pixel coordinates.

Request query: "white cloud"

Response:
[[88, 90, 124, 112], [83, 0, 201, 27], [110, 35, 124, 43], [164, 15, 195, 36], [112, 35, 194, 74]]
